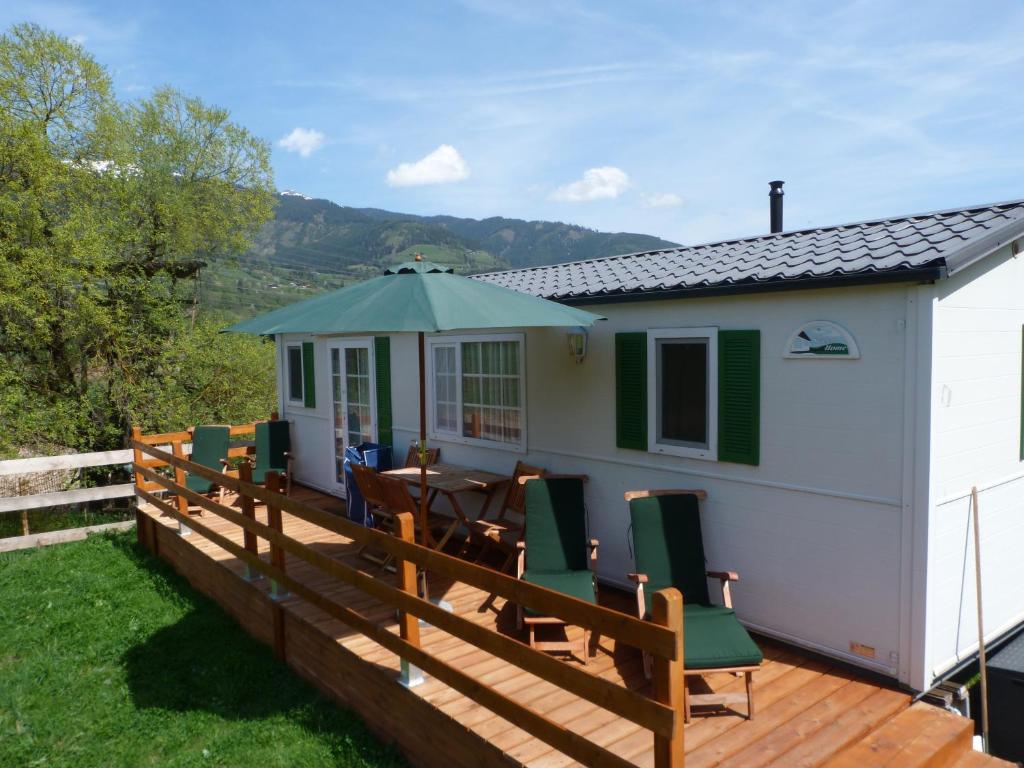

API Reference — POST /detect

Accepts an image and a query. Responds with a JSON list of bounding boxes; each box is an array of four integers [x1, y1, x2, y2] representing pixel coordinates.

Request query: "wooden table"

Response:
[[382, 463, 510, 550]]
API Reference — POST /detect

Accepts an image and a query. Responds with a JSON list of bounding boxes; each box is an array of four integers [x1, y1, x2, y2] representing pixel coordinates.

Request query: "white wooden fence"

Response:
[[0, 449, 136, 514], [0, 450, 136, 511]]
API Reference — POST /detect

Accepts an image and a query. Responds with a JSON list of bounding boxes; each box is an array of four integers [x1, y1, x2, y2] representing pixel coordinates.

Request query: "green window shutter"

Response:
[[615, 332, 648, 450], [718, 330, 760, 465], [302, 341, 316, 408], [375, 337, 393, 448]]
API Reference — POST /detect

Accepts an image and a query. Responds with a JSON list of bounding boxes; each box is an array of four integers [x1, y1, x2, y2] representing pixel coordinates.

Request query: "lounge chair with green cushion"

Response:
[[626, 489, 762, 721], [185, 425, 231, 502], [516, 475, 598, 664], [251, 420, 294, 494]]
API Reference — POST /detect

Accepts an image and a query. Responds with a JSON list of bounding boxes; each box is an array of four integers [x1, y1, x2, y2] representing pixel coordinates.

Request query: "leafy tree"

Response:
[[0, 24, 276, 457]]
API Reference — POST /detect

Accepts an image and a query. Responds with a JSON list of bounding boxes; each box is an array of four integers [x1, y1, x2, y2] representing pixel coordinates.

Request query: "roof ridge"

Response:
[[472, 197, 1024, 280]]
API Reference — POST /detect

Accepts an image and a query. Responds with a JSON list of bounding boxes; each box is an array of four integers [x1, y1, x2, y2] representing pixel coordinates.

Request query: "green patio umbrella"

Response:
[[225, 257, 604, 545]]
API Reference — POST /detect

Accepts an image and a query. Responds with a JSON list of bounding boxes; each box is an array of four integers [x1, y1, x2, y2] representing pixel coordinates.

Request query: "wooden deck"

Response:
[[134, 482, 1008, 768]]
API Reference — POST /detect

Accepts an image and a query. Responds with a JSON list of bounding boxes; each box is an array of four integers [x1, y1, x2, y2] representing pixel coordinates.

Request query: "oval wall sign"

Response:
[[784, 321, 860, 359]]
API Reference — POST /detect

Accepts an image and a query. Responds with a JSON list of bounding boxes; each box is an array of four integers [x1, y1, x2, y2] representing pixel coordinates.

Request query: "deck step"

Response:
[[950, 748, 1018, 767], [821, 702, 973, 768]]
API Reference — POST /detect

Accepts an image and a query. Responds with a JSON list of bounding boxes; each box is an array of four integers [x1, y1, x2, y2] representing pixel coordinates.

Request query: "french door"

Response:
[[329, 340, 376, 492]]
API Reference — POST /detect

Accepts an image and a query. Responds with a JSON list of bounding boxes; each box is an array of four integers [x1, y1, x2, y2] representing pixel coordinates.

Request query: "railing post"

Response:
[[172, 441, 191, 536], [266, 471, 288, 600], [17, 477, 29, 536], [395, 511, 424, 688], [131, 426, 144, 489], [653, 588, 685, 768], [238, 461, 262, 582]]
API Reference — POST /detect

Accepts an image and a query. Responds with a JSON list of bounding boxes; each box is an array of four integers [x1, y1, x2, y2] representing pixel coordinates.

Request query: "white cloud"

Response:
[[641, 192, 684, 208], [386, 144, 470, 186], [551, 166, 630, 202], [278, 127, 326, 158]]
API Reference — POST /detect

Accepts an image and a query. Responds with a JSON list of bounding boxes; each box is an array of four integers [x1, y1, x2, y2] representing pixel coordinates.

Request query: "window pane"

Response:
[[459, 339, 522, 444], [502, 378, 519, 407], [463, 342, 480, 374], [433, 345, 457, 433], [288, 347, 303, 401], [658, 339, 708, 447]]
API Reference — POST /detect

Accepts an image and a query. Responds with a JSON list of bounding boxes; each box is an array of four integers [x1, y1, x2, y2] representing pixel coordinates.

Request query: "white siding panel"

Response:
[[927, 243, 1024, 682]]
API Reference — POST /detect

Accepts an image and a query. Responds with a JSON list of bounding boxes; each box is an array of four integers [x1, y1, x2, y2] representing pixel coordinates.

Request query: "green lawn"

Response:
[[0, 531, 407, 768]]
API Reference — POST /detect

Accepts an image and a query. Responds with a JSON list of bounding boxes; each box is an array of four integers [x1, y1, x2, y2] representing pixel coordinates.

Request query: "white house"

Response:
[[272, 195, 1024, 694]]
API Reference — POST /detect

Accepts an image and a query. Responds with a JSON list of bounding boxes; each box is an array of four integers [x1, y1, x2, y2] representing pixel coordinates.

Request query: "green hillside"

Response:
[[201, 192, 677, 319]]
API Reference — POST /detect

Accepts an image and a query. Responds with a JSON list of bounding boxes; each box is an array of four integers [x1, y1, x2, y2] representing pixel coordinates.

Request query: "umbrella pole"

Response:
[[418, 331, 428, 548]]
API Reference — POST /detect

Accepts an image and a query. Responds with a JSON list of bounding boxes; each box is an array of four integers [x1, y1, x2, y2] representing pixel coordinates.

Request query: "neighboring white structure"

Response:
[[273, 199, 1024, 693]]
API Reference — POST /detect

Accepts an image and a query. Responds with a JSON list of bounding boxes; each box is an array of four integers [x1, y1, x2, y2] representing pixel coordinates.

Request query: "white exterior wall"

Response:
[[275, 334, 378, 495], [382, 284, 917, 681], [925, 243, 1024, 685]]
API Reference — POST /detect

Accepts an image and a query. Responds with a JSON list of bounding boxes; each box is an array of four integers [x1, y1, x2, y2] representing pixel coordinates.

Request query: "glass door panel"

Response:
[[330, 342, 375, 488]]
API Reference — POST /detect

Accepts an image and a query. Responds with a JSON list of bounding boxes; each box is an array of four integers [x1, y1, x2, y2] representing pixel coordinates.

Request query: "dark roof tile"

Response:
[[474, 200, 1024, 301]]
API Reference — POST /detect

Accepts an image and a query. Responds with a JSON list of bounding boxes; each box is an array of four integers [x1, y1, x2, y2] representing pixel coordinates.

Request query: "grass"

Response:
[[0, 531, 407, 768], [0, 500, 133, 539]]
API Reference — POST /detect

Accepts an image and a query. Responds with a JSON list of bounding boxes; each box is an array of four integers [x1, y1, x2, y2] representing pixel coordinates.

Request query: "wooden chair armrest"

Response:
[[624, 488, 708, 501], [516, 473, 589, 485], [627, 573, 649, 584], [708, 570, 738, 608]]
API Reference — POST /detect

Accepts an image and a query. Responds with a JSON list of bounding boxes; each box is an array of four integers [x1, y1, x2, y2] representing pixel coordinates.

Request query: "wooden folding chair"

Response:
[[249, 419, 294, 495], [515, 475, 597, 665], [184, 425, 231, 507], [625, 489, 762, 721], [350, 464, 395, 570], [468, 460, 546, 571]]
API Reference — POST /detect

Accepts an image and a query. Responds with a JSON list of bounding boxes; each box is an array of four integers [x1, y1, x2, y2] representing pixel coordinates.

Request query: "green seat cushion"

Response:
[[185, 425, 230, 494], [522, 569, 596, 616], [683, 603, 763, 670], [252, 420, 291, 484]]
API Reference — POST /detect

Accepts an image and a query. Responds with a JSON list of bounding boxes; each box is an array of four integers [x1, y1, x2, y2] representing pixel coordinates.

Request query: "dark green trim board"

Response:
[[375, 337, 393, 448], [301, 341, 316, 409], [717, 330, 760, 465], [615, 332, 647, 450]]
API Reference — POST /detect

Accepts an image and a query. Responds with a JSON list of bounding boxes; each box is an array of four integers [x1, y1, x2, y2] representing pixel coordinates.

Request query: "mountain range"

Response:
[[202, 191, 678, 318]]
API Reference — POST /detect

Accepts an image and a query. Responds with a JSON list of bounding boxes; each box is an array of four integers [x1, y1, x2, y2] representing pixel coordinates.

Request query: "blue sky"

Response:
[[3, 0, 1024, 245]]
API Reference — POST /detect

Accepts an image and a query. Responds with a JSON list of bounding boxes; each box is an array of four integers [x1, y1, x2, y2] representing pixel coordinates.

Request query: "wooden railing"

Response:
[[132, 436, 687, 768]]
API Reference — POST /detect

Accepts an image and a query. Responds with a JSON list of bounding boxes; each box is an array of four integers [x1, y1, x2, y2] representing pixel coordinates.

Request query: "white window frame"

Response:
[[426, 333, 527, 453], [285, 343, 305, 406], [647, 327, 718, 461]]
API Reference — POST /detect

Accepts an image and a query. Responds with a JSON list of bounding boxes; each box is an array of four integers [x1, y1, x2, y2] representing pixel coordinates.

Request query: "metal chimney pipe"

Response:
[[769, 180, 785, 233]]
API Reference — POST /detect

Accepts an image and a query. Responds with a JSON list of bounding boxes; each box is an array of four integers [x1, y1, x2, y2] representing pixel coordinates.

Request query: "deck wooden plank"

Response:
[[686, 671, 853, 768], [762, 687, 910, 768], [821, 702, 972, 768], [714, 679, 879, 768]]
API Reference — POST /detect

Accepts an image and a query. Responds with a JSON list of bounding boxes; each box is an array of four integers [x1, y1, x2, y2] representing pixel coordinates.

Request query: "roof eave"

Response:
[[552, 265, 947, 307], [940, 219, 1024, 276]]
